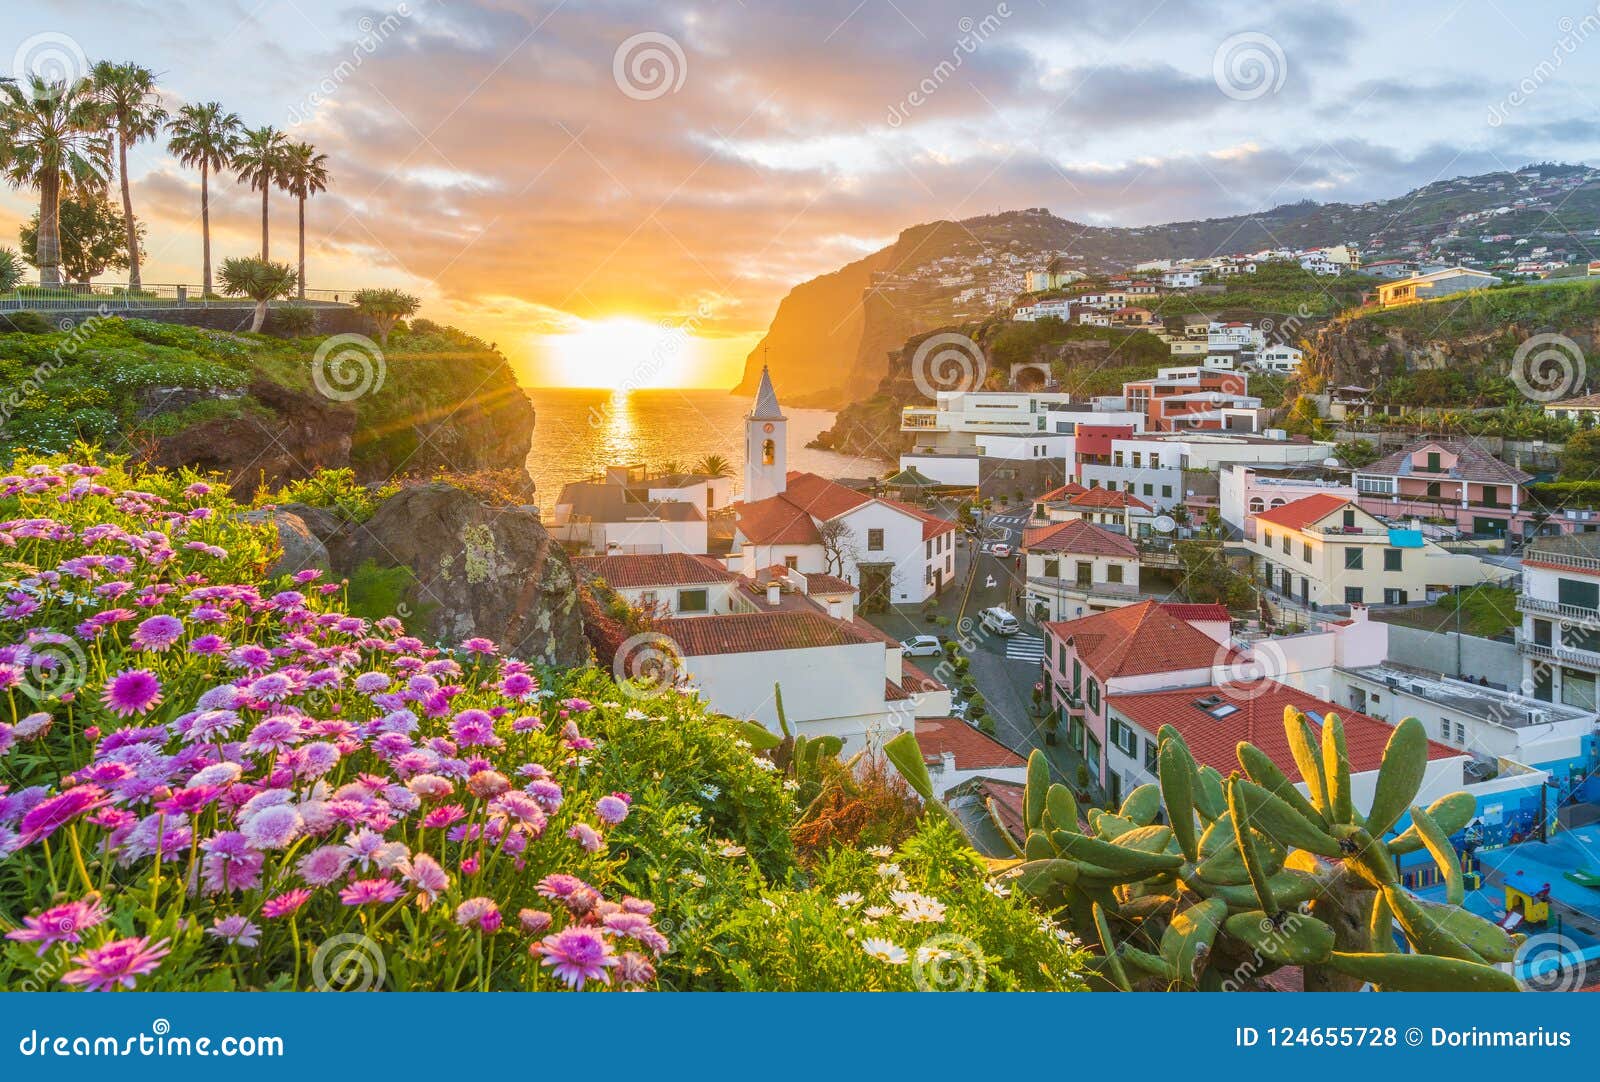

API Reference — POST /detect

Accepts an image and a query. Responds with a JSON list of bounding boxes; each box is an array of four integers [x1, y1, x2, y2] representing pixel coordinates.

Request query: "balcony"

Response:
[[900, 408, 943, 432], [1515, 595, 1600, 621], [1523, 548, 1600, 575], [1517, 639, 1600, 671]]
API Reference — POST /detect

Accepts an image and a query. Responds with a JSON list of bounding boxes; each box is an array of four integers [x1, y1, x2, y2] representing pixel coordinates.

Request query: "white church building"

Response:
[[732, 367, 957, 610]]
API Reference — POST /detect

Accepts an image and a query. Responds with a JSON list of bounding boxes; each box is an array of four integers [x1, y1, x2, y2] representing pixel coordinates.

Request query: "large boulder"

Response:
[[339, 483, 586, 665], [242, 508, 331, 577]]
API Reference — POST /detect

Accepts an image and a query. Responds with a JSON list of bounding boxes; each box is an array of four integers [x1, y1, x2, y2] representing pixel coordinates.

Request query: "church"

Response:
[[733, 367, 957, 611]]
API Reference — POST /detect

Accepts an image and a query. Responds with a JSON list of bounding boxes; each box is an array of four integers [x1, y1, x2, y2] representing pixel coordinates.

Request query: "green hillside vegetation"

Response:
[[1147, 264, 1376, 320], [0, 315, 516, 469], [1351, 277, 1600, 338]]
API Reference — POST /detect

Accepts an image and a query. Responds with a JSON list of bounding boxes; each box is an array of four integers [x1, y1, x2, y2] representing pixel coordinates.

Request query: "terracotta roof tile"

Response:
[[1107, 681, 1459, 783], [1068, 488, 1153, 512], [901, 659, 946, 694], [1361, 440, 1533, 487], [735, 495, 823, 545], [779, 471, 872, 520], [1252, 492, 1350, 531], [1022, 519, 1140, 557], [1035, 482, 1088, 502], [1160, 603, 1230, 623], [572, 552, 737, 589], [657, 611, 881, 656], [1044, 600, 1237, 679], [915, 718, 1026, 770], [885, 679, 911, 702]]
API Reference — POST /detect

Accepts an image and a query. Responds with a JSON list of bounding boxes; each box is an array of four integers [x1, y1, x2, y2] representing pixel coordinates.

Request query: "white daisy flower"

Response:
[[835, 891, 864, 908], [860, 937, 908, 965]]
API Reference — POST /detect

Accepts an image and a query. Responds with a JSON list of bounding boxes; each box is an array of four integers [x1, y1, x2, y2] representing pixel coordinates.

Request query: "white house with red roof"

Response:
[[1020, 518, 1144, 620], [1033, 484, 1156, 536], [913, 717, 1027, 800], [1247, 492, 1509, 608]]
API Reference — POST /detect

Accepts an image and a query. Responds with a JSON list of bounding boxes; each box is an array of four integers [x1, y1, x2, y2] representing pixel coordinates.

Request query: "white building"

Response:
[[1255, 344, 1304, 372], [548, 463, 727, 555], [1020, 518, 1144, 621], [1013, 298, 1071, 322]]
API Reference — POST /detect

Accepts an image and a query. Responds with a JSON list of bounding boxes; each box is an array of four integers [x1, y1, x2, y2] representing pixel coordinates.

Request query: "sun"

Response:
[[544, 317, 690, 389]]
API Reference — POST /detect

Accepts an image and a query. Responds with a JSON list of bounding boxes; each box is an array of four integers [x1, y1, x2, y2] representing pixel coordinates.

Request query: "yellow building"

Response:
[[1247, 493, 1511, 608]]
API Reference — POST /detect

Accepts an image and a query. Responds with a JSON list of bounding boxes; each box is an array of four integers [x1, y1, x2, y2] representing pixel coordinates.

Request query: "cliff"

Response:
[[738, 165, 1600, 409]]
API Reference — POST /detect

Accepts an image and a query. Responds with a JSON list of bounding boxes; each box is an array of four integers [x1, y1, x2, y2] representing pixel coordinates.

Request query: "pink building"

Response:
[[1221, 464, 1356, 539], [1351, 439, 1534, 539]]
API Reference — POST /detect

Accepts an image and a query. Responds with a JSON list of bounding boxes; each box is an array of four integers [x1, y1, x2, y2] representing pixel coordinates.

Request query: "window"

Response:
[[677, 588, 709, 614], [1262, 529, 1272, 547], [925, 540, 932, 559], [1107, 564, 1124, 583], [1384, 548, 1402, 571], [1150, 454, 1161, 469], [867, 528, 884, 551], [1302, 541, 1311, 563], [762, 439, 775, 466], [1143, 739, 1158, 772], [1342, 509, 1356, 528], [1042, 557, 1060, 578], [1087, 679, 1100, 713], [1071, 658, 1081, 694], [1076, 561, 1092, 586], [1162, 485, 1173, 499], [1344, 586, 1364, 604], [1110, 719, 1137, 757], [784, 556, 798, 570], [1344, 548, 1363, 570], [1483, 485, 1500, 508], [1383, 588, 1407, 605], [1455, 721, 1466, 743], [1281, 535, 1291, 554], [639, 590, 658, 609], [1426, 451, 1441, 472], [1142, 484, 1153, 497], [1439, 719, 1450, 741], [1426, 481, 1441, 499]]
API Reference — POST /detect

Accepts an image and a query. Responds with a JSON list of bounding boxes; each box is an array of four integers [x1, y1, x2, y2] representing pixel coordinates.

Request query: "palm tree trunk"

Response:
[[200, 163, 212, 297], [252, 299, 268, 334], [118, 131, 141, 290], [297, 195, 306, 299], [37, 173, 61, 288], [261, 186, 269, 261]]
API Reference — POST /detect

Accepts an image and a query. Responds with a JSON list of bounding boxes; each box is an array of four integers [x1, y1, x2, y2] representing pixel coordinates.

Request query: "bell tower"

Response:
[[744, 364, 787, 502]]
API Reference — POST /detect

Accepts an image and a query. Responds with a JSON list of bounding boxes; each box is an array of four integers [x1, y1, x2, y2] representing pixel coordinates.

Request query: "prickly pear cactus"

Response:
[[886, 709, 1520, 992]]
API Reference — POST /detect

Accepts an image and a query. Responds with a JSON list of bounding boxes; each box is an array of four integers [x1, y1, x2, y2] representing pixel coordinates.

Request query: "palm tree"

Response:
[[90, 62, 166, 291], [166, 102, 240, 297], [0, 76, 112, 287], [280, 142, 328, 298], [217, 256, 296, 333], [233, 126, 287, 260], [694, 454, 732, 479]]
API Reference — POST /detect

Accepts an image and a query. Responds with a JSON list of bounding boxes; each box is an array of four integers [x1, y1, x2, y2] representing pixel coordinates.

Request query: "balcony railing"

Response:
[[1515, 596, 1600, 621], [1517, 639, 1600, 669], [1, 281, 353, 311], [1523, 549, 1600, 574]]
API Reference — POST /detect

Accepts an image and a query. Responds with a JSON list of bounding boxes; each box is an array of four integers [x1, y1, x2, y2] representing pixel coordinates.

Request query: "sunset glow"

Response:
[[542, 317, 698, 389]]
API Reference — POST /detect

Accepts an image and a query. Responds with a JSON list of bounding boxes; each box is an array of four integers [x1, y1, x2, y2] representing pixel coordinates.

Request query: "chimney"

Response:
[[828, 598, 843, 619], [766, 583, 781, 607]]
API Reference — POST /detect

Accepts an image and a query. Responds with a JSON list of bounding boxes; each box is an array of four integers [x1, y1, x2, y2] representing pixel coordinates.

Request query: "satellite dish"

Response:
[[1323, 457, 1342, 467], [1153, 514, 1177, 534]]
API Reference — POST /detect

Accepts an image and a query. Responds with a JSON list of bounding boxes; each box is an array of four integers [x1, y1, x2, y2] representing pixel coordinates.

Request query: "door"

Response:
[[859, 564, 892, 613]]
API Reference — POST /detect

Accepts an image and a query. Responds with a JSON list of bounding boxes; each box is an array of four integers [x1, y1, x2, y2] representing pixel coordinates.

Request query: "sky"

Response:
[[3, 0, 1600, 387]]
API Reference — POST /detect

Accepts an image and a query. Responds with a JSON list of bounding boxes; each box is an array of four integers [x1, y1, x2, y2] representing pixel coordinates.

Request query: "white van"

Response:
[[979, 606, 1020, 636]]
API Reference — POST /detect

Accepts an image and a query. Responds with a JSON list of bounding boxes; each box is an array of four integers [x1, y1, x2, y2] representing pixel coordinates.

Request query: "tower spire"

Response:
[[751, 361, 785, 421]]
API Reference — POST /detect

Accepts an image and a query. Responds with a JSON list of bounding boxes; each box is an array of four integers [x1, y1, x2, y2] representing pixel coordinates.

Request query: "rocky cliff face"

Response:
[[1309, 310, 1600, 389], [337, 483, 586, 666]]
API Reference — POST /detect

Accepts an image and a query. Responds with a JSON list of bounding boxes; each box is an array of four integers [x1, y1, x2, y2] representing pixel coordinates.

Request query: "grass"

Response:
[[1373, 584, 1519, 638]]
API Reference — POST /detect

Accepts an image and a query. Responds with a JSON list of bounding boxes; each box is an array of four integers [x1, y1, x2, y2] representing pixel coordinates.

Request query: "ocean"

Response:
[[521, 387, 891, 511]]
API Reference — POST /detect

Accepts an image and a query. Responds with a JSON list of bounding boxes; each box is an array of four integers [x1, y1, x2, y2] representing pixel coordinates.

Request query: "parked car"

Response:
[[900, 635, 943, 657], [990, 543, 1012, 557], [979, 606, 1020, 635]]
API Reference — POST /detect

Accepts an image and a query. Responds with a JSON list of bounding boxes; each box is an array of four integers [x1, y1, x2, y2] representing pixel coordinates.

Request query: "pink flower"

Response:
[[260, 889, 311, 919], [595, 794, 630, 826], [401, 853, 450, 909], [206, 914, 261, 948], [340, 878, 404, 906], [60, 936, 171, 992], [131, 614, 184, 651], [18, 785, 106, 844], [533, 926, 617, 989], [519, 909, 553, 934], [101, 669, 163, 717], [567, 822, 604, 853], [455, 897, 502, 933], [5, 897, 109, 956]]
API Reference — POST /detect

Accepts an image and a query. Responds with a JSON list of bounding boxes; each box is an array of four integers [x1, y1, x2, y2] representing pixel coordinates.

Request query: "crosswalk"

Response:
[[1004, 633, 1046, 663], [989, 512, 1028, 527]]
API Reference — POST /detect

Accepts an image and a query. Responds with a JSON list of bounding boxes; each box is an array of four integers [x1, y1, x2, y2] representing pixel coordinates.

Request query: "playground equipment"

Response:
[[1499, 880, 1551, 930], [1565, 868, 1600, 889]]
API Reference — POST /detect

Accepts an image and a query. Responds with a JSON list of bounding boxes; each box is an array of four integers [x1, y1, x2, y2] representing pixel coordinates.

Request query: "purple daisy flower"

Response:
[[260, 889, 311, 919], [59, 936, 171, 992], [101, 669, 163, 717], [595, 794, 630, 826], [130, 614, 184, 651], [533, 926, 617, 989], [5, 897, 109, 956], [206, 914, 261, 948], [339, 878, 404, 906], [18, 785, 106, 845]]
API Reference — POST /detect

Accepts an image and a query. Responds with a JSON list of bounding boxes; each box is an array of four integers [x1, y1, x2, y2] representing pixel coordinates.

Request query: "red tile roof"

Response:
[[972, 778, 1026, 839], [915, 718, 1026, 770], [1106, 681, 1460, 782], [1252, 492, 1350, 531], [737, 473, 953, 544], [885, 680, 911, 702], [1022, 518, 1140, 557], [780, 471, 872, 520], [1035, 482, 1088, 502], [901, 659, 947, 694], [1044, 600, 1237, 679], [735, 494, 823, 545], [879, 498, 959, 540], [1161, 603, 1230, 623], [572, 552, 736, 589], [802, 573, 855, 594], [657, 611, 882, 656], [1068, 488, 1153, 512]]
